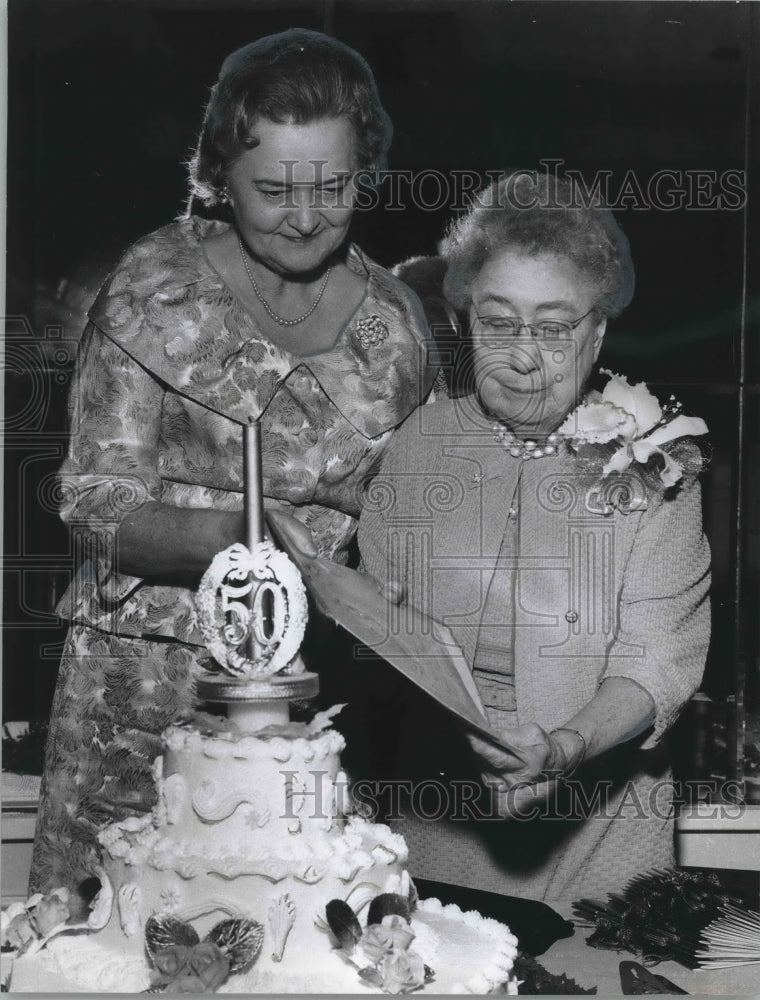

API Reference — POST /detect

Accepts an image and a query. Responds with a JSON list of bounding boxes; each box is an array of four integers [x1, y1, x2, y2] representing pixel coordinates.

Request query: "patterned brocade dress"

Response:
[[29, 216, 436, 893]]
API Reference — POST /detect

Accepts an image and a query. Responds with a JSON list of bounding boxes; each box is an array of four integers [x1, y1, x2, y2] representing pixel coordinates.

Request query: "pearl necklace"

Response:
[[492, 423, 563, 460], [238, 237, 331, 327]]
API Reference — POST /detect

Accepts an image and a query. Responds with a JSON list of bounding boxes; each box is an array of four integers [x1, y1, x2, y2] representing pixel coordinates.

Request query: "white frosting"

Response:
[[163, 772, 186, 824], [86, 866, 114, 930], [116, 883, 141, 938], [11, 904, 519, 994], [88, 721, 409, 970], [11, 718, 517, 994], [100, 812, 403, 884]]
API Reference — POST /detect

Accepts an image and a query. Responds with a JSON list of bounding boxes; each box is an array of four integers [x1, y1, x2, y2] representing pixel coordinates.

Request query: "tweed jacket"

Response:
[[358, 394, 711, 899]]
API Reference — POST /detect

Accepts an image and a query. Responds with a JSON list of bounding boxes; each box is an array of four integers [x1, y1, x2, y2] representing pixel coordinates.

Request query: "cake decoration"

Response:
[[267, 894, 296, 962], [2, 892, 70, 952], [325, 891, 433, 994], [144, 914, 263, 992], [163, 773, 186, 824], [191, 781, 270, 824], [0, 879, 110, 960], [117, 883, 142, 937], [195, 539, 308, 677], [157, 887, 184, 913], [6, 422, 521, 994], [85, 866, 114, 930], [168, 900, 247, 923], [243, 795, 272, 829]]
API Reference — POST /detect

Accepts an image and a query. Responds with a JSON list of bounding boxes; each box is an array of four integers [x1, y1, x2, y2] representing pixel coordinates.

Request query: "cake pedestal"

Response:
[[196, 671, 319, 732]]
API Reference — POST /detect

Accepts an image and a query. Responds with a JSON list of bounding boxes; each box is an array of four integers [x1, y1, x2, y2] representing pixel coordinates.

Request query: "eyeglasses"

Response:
[[474, 308, 597, 340]]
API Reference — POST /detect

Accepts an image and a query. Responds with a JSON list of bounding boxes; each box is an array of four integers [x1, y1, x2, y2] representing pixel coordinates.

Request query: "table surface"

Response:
[[539, 902, 759, 997]]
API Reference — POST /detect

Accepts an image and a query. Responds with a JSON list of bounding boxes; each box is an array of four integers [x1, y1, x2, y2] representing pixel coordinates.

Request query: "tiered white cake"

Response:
[[96, 712, 408, 959], [8, 536, 519, 993], [9, 712, 519, 994]]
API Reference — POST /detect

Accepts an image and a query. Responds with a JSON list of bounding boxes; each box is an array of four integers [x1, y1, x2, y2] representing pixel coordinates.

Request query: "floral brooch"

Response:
[[353, 314, 390, 349]]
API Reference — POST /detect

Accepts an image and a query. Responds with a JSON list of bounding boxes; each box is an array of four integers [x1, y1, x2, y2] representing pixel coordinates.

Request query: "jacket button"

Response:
[[565, 610, 579, 623]]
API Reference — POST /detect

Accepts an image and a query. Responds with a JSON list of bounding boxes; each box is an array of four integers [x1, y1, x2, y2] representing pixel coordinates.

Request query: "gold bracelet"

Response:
[[550, 727, 587, 777]]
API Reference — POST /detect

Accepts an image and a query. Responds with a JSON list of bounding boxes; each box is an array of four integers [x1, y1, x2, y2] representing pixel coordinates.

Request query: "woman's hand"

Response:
[[266, 508, 407, 604], [464, 677, 656, 819], [265, 508, 318, 558], [466, 724, 583, 819], [375, 577, 406, 605]]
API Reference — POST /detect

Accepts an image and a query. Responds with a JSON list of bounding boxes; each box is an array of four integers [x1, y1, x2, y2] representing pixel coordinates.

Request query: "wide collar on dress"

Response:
[[88, 216, 434, 438]]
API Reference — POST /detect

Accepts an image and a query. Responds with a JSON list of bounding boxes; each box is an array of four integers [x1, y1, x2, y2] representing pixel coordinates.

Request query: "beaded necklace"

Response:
[[492, 423, 564, 460], [238, 236, 331, 327]]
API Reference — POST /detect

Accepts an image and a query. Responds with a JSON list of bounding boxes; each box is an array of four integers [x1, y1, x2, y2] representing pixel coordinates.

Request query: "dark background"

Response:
[[4, 0, 759, 783]]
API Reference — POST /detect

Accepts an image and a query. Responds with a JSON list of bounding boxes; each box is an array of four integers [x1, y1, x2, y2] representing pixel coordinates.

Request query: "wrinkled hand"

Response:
[[357, 558, 406, 606], [376, 576, 406, 606], [467, 723, 565, 819], [373, 536, 408, 605], [265, 509, 318, 558], [267, 508, 405, 604], [468, 723, 561, 782]]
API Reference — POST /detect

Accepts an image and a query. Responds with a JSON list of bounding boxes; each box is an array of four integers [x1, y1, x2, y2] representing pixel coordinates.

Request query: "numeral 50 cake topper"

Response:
[[195, 421, 308, 679]]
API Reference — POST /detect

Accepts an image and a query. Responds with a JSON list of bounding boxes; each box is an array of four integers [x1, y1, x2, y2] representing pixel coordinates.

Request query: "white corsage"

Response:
[[559, 370, 708, 488]]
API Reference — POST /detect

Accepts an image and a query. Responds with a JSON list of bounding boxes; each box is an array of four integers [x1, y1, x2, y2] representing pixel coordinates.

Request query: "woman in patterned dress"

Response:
[[30, 28, 436, 893]]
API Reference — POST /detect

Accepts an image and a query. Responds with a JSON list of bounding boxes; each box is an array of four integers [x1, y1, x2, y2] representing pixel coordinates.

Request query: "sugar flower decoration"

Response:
[[324, 889, 433, 994], [360, 914, 417, 964], [144, 914, 263, 993]]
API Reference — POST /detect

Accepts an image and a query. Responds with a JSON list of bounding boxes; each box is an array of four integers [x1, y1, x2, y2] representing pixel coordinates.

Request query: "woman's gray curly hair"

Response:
[[187, 28, 392, 211], [440, 170, 635, 318]]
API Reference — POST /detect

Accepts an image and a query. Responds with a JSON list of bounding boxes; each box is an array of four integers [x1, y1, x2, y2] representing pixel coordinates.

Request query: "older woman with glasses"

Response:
[[358, 171, 710, 900]]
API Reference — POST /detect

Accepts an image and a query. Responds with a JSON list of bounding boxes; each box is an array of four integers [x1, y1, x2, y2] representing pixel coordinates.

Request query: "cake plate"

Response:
[[196, 671, 319, 732]]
